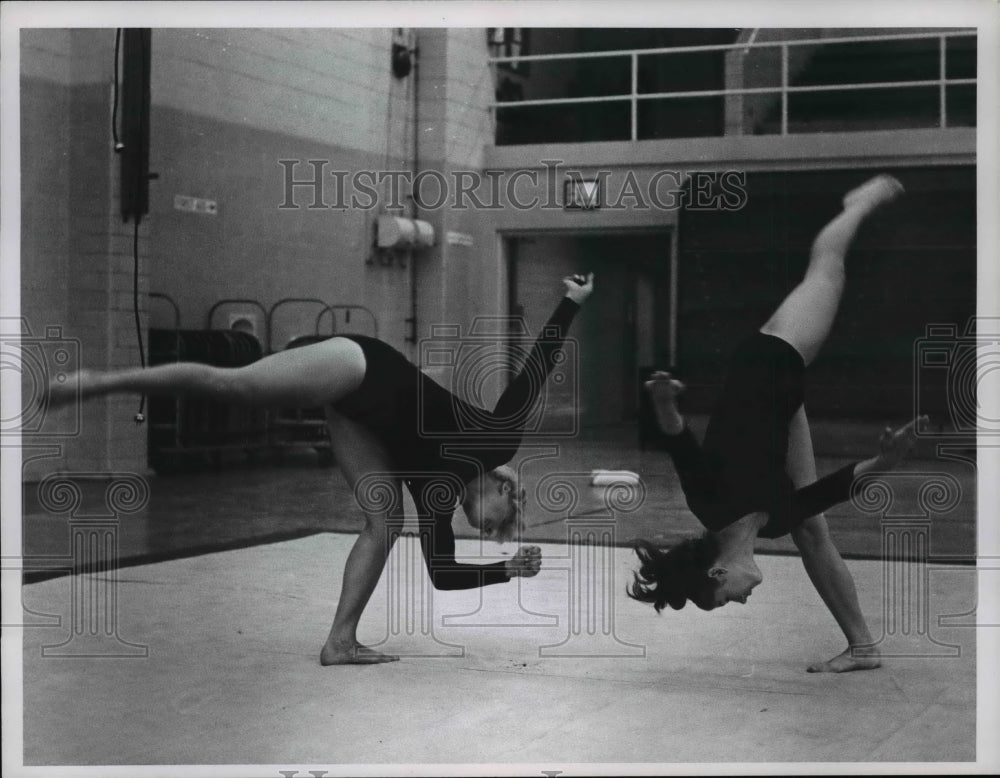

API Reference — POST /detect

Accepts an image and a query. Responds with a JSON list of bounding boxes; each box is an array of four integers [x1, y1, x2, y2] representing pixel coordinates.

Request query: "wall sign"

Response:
[[564, 177, 602, 210]]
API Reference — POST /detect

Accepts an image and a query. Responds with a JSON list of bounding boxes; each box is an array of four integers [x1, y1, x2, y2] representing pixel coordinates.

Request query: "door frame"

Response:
[[498, 226, 678, 366]]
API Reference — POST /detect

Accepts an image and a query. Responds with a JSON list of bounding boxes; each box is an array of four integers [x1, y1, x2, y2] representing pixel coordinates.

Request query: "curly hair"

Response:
[[627, 534, 722, 612], [488, 464, 526, 543]]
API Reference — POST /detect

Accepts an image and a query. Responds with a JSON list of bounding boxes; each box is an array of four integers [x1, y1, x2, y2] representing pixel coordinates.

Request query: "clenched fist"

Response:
[[505, 545, 542, 579], [563, 273, 594, 305]]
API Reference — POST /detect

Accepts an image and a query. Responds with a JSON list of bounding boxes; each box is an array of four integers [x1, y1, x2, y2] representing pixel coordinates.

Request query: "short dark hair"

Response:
[[627, 534, 721, 612], [488, 465, 525, 543]]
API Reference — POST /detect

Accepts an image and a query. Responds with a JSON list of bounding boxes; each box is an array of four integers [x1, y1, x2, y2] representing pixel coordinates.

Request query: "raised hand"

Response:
[[643, 370, 685, 435], [506, 545, 542, 579], [643, 370, 685, 401], [563, 272, 594, 305], [875, 415, 928, 470]]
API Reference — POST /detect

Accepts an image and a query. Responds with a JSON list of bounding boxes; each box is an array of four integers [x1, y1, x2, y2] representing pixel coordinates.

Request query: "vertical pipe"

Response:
[[939, 35, 947, 128], [488, 59, 497, 140], [668, 225, 679, 366], [406, 32, 420, 346], [630, 52, 638, 141], [780, 43, 789, 135], [505, 234, 518, 375]]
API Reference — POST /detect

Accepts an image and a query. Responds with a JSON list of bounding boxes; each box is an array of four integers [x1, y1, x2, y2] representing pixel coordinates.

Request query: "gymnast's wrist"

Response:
[[852, 455, 882, 477]]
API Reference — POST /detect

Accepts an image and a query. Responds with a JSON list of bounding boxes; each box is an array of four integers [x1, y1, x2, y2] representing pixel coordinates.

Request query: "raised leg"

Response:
[[50, 336, 366, 410], [760, 175, 903, 366], [786, 405, 881, 673], [320, 408, 402, 665]]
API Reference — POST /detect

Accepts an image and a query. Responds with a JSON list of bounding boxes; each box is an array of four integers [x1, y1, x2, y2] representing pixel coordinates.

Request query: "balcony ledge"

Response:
[[484, 127, 975, 171]]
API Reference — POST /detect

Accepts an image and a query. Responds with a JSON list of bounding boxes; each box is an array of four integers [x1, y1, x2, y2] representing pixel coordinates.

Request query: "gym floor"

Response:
[[16, 420, 979, 769], [21, 418, 976, 578]]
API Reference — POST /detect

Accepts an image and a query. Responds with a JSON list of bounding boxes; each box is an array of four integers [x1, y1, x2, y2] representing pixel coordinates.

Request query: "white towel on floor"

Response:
[[589, 469, 641, 487]]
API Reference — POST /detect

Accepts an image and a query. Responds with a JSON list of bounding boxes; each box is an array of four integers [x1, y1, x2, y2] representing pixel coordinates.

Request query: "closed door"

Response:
[[509, 231, 671, 431]]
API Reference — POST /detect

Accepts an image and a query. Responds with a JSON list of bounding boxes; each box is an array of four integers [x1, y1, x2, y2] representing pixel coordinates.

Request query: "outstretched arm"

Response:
[[491, 274, 592, 423], [410, 478, 540, 590], [644, 372, 715, 504], [787, 415, 929, 522]]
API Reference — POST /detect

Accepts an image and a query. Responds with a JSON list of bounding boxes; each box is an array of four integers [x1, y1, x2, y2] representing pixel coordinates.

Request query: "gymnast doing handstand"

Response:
[[629, 175, 925, 673]]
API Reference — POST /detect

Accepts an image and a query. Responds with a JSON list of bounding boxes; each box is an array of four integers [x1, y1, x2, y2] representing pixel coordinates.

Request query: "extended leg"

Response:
[[786, 406, 880, 673], [760, 175, 903, 366], [50, 336, 366, 410], [320, 408, 402, 665]]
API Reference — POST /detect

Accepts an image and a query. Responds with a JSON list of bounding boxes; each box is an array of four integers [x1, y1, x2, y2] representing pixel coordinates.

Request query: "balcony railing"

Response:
[[490, 30, 976, 143]]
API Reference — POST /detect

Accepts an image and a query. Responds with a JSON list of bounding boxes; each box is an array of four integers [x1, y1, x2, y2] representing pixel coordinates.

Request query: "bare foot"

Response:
[[320, 640, 399, 666], [807, 645, 881, 674], [644, 371, 685, 434], [842, 174, 904, 211]]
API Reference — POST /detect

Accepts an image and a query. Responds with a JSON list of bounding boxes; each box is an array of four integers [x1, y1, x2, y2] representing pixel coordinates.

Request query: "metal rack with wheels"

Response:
[[266, 298, 380, 467]]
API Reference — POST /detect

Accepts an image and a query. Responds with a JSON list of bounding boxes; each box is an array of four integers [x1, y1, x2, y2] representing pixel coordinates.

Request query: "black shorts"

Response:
[[702, 332, 807, 483]]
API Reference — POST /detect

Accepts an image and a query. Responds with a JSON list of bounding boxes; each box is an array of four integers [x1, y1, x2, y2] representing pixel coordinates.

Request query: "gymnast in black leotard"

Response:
[[331, 294, 582, 591], [656, 332, 859, 541], [51, 273, 593, 665], [629, 176, 925, 674]]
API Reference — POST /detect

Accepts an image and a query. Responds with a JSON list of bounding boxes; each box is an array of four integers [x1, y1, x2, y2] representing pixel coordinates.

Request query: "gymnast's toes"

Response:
[[842, 174, 904, 210], [320, 640, 400, 666]]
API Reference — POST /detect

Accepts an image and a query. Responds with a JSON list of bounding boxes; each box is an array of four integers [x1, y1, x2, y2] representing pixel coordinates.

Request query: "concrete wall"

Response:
[[409, 28, 503, 393], [21, 29, 152, 480], [147, 28, 413, 350]]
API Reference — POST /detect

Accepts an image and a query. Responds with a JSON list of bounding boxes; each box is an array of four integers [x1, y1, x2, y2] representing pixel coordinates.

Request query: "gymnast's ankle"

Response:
[[320, 637, 399, 665]]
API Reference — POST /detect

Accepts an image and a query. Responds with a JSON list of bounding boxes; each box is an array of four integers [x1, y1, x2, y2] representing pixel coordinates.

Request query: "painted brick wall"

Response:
[[147, 28, 419, 356], [21, 29, 151, 480], [22, 27, 504, 481], [153, 29, 403, 153]]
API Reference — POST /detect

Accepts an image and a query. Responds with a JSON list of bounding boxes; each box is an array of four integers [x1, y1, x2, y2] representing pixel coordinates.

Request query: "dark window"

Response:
[[489, 28, 531, 75]]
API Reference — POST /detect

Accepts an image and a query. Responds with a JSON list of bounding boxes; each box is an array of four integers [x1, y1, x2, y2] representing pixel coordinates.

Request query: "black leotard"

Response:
[[334, 297, 580, 588], [658, 333, 858, 539]]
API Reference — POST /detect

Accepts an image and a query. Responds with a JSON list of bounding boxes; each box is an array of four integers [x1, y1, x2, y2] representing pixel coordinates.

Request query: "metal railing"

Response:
[[490, 30, 976, 140]]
